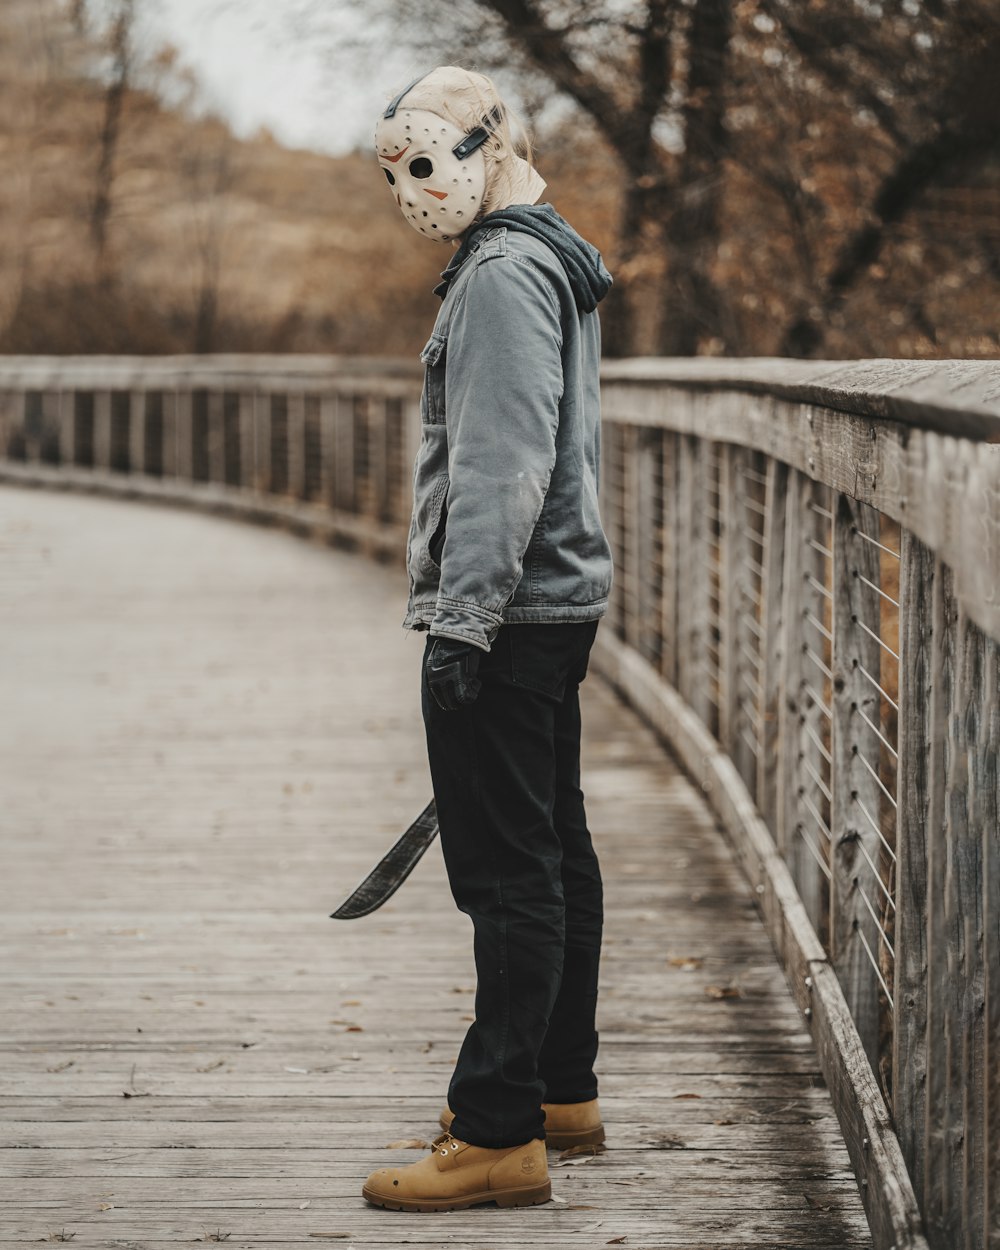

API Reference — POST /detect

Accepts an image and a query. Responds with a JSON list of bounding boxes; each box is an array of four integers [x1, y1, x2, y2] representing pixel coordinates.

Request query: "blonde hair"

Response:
[[391, 66, 536, 218]]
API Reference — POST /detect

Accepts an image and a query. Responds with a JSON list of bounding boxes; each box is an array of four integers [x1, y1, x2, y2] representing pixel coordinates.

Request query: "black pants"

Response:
[[421, 619, 604, 1149]]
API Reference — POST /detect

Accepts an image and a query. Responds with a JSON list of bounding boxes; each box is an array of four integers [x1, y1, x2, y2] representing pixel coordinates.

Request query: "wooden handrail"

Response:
[[1, 355, 997, 1250]]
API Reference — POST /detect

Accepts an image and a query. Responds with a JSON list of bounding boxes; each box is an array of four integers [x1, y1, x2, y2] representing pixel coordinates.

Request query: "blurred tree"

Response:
[[88, 0, 135, 285], [179, 127, 237, 353], [758, 0, 1000, 356], [297, 0, 999, 358]]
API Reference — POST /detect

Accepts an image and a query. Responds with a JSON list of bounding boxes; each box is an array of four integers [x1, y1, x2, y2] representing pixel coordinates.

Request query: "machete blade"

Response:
[[330, 798, 439, 920]]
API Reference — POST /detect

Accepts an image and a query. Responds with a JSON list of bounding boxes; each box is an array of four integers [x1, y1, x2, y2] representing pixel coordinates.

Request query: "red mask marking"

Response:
[[424, 189, 448, 200], [383, 146, 409, 164]]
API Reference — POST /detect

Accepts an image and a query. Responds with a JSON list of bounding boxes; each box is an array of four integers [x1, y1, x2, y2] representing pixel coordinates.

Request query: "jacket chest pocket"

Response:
[[419, 334, 448, 426]]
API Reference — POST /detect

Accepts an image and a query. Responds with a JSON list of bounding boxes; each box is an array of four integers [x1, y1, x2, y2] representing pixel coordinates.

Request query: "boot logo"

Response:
[[520, 1154, 537, 1174]]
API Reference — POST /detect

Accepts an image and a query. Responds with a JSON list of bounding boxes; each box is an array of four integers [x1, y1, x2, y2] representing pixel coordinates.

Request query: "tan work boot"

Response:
[[362, 1131, 550, 1212], [439, 1098, 605, 1150]]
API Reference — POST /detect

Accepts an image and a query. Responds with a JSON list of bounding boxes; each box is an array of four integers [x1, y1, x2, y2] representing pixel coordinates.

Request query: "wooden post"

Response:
[[720, 445, 761, 796], [602, 422, 625, 640], [776, 469, 833, 941], [923, 579, 991, 1250], [58, 391, 75, 467], [129, 390, 146, 475], [893, 527, 934, 1213], [632, 428, 659, 666], [923, 557, 961, 1248], [658, 430, 679, 688], [238, 393, 255, 490], [174, 390, 193, 482], [93, 391, 112, 471], [287, 392, 307, 500], [758, 458, 789, 836], [621, 424, 641, 653], [334, 391, 355, 514], [40, 391, 60, 463], [677, 435, 712, 726], [367, 394, 388, 524], [254, 391, 271, 494], [831, 492, 885, 1073], [318, 394, 338, 508], [207, 390, 226, 484], [160, 391, 177, 478], [980, 637, 1000, 1250]]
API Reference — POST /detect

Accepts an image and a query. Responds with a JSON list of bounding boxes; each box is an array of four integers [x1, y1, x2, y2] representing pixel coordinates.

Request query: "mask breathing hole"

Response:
[[382, 168, 395, 186]]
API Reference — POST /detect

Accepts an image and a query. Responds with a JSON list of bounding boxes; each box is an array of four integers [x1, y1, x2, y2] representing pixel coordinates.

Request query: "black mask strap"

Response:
[[452, 105, 503, 160], [383, 74, 429, 119]]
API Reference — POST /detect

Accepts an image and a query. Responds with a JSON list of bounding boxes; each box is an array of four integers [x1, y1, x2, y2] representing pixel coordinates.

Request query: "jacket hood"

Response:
[[435, 203, 613, 314]]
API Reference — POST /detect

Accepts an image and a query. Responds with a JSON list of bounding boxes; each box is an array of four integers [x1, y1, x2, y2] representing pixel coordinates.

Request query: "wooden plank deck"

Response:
[[0, 484, 873, 1249]]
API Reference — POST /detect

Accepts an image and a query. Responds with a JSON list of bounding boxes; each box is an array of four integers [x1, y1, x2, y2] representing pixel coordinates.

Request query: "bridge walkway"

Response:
[[0, 484, 871, 1248]]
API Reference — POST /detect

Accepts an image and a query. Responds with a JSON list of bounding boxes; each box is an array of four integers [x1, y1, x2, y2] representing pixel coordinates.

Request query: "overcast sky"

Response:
[[135, 0, 414, 156]]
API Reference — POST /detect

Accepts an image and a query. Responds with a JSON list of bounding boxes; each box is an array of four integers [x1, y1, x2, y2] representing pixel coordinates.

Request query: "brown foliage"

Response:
[[0, 1, 996, 359]]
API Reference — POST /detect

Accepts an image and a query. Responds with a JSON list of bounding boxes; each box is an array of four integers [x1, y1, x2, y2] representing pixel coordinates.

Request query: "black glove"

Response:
[[426, 638, 482, 711]]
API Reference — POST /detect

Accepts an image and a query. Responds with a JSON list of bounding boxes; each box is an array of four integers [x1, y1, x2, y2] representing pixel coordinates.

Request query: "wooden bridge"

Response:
[[1, 356, 997, 1250]]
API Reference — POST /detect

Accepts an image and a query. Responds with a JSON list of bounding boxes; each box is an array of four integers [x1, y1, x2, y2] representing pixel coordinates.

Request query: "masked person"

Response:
[[362, 65, 614, 1213]]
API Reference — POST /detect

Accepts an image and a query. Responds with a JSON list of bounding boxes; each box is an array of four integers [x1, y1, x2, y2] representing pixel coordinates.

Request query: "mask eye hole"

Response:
[[409, 156, 433, 179], [382, 167, 396, 186]]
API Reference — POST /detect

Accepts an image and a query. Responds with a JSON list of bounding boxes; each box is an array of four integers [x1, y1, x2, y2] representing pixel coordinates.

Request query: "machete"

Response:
[[330, 799, 439, 919]]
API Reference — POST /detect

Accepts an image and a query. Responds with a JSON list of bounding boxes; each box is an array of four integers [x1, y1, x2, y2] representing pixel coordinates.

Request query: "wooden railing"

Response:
[[2, 355, 998, 1250]]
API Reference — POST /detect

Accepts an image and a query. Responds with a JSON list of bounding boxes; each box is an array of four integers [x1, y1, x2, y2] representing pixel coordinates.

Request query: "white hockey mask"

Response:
[[375, 79, 498, 243]]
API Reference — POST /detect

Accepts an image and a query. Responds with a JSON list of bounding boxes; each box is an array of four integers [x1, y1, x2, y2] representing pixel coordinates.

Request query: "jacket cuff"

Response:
[[429, 597, 504, 652]]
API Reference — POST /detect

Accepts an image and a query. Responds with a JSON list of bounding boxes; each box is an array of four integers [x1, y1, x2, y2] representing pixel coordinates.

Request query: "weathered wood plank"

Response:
[[593, 629, 925, 1250], [893, 528, 933, 1212], [0, 484, 872, 1250], [758, 457, 789, 835], [831, 494, 885, 1072]]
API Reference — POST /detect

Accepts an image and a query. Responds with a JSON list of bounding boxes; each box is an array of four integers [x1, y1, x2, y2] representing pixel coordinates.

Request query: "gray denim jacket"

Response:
[[403, 210, 614, 652]]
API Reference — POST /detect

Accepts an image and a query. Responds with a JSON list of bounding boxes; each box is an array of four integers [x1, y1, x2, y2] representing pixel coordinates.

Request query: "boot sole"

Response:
[[437, 1112, 605, 1152], [362, 1179, 552, 1212]]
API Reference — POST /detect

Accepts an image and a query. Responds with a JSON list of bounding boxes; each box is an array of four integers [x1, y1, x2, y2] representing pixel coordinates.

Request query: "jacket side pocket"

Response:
[[419, 334, 448, 425]]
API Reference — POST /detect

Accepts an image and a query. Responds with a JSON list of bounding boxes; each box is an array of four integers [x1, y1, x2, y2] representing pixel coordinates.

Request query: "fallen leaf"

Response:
[[196, 1059, 225, 1072], [667, 956, 703, 971], [299, 1200, 311, 1209], [607, 1238, 628, 1245], [646, 1132, 685, 1149], [284, 1067, 310, 1074], [341, 1000, 362, 1007], [673, 1092, 701, 1100], [345, 1025, 363, 1033], [47, 1060, 75, 1073], [556, 1143, 606, 1163], [549, 1193, 567, 1204], [97, 1203, 114, 1211], [704, 983, 743, 999], [803, 1192, 834, 1212], [385, 1138, 428, 1149], [714, 1118, 735, 1125]]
